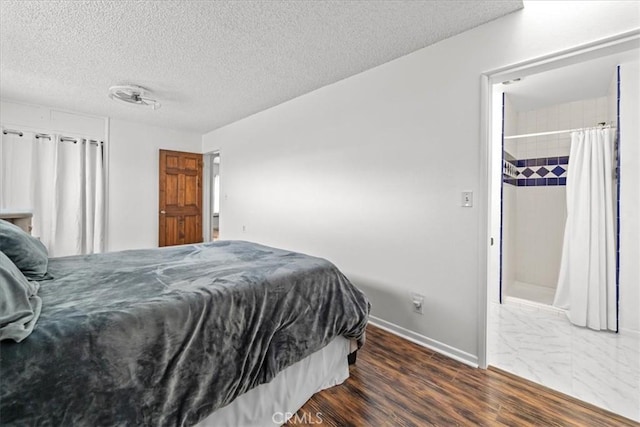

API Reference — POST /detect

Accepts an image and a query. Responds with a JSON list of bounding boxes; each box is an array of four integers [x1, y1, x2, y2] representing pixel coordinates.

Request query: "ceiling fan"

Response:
[[108, 85, 161, 110]]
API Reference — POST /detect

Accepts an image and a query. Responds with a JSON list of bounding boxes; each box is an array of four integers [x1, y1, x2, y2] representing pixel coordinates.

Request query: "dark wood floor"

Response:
[[287, 325, 638, 427]]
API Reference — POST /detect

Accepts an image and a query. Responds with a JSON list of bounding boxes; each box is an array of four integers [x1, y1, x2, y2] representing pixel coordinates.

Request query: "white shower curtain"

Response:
[[554, 128, 616, 331], [1, 131, 104, 257]]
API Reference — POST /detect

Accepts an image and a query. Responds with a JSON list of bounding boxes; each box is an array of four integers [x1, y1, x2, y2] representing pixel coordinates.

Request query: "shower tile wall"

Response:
[[502, 95, 611, 299], [512, 96, 611, 159]]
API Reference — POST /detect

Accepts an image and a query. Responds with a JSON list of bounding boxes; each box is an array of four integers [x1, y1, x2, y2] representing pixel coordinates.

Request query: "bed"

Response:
[[0, 233, 370, 426]]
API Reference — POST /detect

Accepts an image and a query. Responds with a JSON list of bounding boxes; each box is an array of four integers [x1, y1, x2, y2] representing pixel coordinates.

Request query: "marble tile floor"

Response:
[[488, 302, 640, 422]]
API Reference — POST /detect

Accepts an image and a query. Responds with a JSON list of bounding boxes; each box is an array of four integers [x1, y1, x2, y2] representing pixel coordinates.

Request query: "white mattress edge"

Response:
[[195, 336, 351, 427]]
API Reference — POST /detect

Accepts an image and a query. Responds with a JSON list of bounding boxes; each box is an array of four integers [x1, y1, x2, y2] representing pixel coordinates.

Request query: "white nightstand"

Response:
[[0, 211, 33, 234]]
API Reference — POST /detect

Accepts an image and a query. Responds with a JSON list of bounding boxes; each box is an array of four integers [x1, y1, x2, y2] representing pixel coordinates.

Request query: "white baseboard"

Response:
[[620, 327, 640, 339], [367, 315, 478, 368], [504, 296, 567, 317]]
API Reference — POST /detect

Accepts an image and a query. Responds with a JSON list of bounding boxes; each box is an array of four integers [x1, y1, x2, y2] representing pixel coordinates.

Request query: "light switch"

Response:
[[462, 191, 473, 207]]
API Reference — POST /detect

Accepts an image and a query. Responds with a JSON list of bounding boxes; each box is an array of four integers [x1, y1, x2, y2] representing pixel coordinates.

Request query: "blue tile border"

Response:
[[504, 155, 569, 186], [516, 177, 567, 186]]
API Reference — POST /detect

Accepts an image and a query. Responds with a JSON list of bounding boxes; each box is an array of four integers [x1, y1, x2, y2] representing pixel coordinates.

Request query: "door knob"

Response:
[[160, 210, 166, 214]]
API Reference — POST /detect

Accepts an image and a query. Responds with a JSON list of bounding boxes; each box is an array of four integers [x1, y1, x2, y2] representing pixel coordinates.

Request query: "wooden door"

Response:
[[159, 149, 203, 246]]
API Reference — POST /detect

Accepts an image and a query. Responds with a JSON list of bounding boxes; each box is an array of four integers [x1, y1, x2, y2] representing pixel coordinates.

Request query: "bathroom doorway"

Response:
[[483, 37, 640, 422], [204, 151, 221, 241], [499, 71, 618, 312]]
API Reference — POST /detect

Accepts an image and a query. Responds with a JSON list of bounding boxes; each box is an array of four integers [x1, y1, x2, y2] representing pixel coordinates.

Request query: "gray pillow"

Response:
[[0, 219, 50, 280], [0, 250, 42, 342]]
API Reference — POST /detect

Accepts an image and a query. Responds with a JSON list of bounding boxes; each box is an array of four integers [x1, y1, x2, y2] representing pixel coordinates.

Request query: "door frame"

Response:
[[202, 150, 221, 242], [476, 29, 640, 369]]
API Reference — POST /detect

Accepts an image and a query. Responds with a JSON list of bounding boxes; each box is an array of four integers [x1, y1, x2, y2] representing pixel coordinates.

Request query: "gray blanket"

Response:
[[0, 241, 369, 426]]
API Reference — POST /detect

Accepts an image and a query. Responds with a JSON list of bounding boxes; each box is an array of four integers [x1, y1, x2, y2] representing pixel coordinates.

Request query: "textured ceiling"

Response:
[[0, 1, 522, 133]]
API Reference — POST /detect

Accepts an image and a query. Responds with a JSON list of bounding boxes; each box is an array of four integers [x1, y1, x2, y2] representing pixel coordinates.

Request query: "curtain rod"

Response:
[[2, 128, 103, 145], [2, 129, 23, 137], [504, 124, 615, 140]]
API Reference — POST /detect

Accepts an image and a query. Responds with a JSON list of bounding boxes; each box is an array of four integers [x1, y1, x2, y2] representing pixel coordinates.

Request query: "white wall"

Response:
[[0, 100, 202, 252], [203, 1, 640, 359], [619, 60, 640, 335], [107, 119, 201, 251], [1, 100, 105, 138]]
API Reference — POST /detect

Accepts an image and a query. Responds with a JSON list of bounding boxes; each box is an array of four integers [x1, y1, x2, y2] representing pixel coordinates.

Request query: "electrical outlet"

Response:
[[411, 293, 425, 315], [242, 225, 246, 233]]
